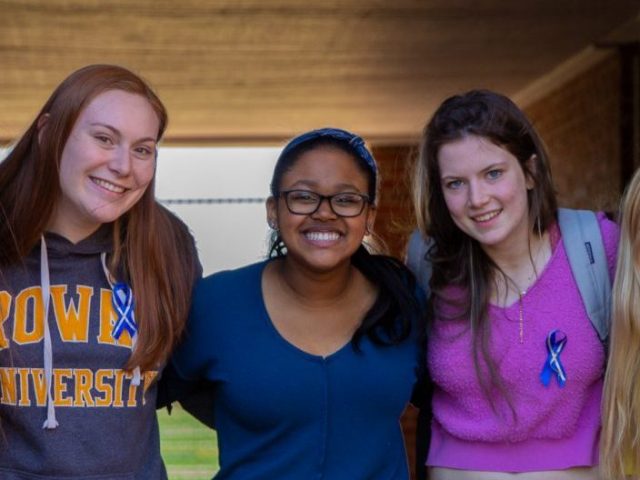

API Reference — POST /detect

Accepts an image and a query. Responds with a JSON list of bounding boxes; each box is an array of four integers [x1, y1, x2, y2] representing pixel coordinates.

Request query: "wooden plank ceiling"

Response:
[[0, 0, 638, 144]]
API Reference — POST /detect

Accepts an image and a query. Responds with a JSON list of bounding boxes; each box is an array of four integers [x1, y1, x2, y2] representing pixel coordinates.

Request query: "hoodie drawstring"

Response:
[[39, 238, 141, 430], [40, 237, 59, 430]]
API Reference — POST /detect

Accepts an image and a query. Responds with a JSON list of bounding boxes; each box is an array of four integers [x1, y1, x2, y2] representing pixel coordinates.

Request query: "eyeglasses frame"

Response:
[[279, 189, 371, 218]]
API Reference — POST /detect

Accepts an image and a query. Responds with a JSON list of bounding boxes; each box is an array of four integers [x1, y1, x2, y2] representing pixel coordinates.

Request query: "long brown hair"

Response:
[[0, 64, 198, 371], [412, 90, 558, 407], [600, 169, 640, 479]]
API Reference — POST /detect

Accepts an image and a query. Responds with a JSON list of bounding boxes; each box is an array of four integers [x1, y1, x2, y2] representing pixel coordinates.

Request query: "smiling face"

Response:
[[47, 89, 160, 242], [267, 145, 375, 273], [438, 134, 534, 257]]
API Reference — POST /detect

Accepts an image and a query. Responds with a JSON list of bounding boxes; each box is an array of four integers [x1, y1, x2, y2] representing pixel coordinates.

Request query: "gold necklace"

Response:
[[518, 289, 525, 344], [512, 235, 548, 344]]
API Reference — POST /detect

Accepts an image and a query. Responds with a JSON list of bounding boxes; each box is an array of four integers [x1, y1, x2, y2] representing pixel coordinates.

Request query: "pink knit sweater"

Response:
[[427, 213, 619, 471]]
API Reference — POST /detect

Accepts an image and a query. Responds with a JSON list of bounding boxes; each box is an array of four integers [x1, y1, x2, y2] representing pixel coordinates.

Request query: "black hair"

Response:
[[351, 246, 425, 349], [270, 136, 377, 201]]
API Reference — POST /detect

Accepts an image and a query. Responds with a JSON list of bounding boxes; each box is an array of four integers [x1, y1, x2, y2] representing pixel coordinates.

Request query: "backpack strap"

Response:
[[406, 229, 433, 297], [557, 208, 611, 343]]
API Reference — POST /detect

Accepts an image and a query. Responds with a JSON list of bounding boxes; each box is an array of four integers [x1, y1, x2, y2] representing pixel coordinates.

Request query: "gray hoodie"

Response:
[[0, 226, 166, 479]]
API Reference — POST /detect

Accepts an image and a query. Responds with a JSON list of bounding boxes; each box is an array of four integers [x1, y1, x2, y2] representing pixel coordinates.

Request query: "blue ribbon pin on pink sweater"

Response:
[[540, 329, 567, 387]]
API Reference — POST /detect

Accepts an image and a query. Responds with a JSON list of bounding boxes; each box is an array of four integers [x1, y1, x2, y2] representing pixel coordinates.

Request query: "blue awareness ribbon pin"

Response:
[[111, 282, 138, 340], [540, 329, 567, 387]]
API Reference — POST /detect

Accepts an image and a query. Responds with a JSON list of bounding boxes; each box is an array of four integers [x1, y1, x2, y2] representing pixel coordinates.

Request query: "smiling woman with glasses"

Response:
[[161, 127, 428, 480]]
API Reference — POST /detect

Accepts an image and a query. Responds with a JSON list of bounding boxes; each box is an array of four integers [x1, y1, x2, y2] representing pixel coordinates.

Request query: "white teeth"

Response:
[[305, 231, 340, 241], [474, 210, 500, 222], [92, 178, 125, 193]]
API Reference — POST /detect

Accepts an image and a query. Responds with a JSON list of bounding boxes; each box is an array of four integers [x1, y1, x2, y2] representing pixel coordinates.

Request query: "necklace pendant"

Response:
[[518, 296, 524, 344]]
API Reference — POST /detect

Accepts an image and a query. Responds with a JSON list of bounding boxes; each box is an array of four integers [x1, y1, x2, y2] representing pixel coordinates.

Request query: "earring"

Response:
[[269, 220, 278, 231]]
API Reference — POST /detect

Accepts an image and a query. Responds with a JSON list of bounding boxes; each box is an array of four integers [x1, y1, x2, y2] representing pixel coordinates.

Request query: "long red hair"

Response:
[[0, 64, 199, 370]]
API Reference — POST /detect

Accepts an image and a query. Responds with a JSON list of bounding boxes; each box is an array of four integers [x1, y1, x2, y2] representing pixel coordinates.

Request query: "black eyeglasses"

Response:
[[280, 190, 371, 217]]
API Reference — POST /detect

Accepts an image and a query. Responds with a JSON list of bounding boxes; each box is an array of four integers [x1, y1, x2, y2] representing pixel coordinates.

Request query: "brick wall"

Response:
[[371, 145, 418, 257], [524, 54, 622, 211]]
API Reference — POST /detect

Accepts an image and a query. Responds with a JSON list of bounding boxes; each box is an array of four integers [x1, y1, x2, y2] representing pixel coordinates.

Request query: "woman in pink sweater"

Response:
[[410, 90, 618, 479]]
